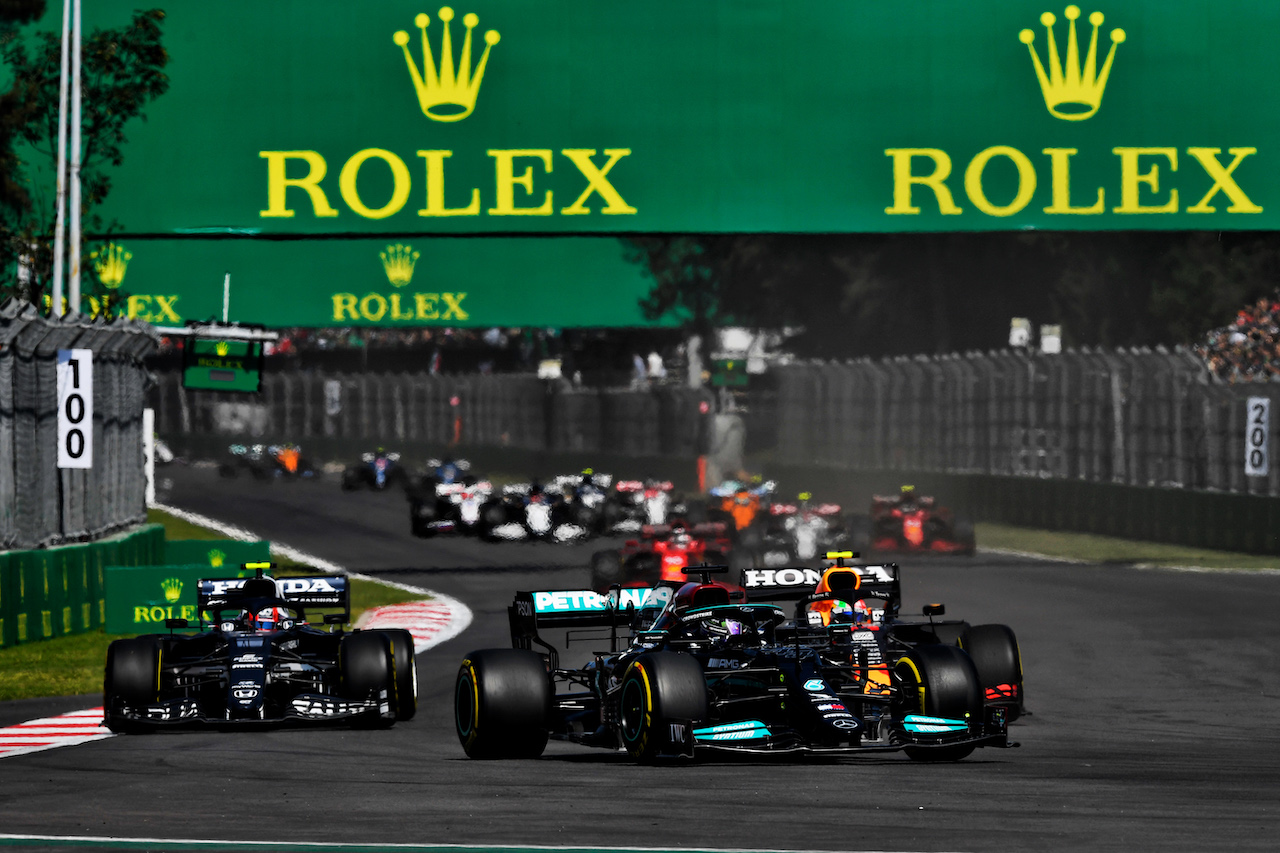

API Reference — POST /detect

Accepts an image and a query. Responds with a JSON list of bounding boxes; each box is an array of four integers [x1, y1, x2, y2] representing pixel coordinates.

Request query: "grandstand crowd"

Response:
[[1193, 293, 1280, 382]]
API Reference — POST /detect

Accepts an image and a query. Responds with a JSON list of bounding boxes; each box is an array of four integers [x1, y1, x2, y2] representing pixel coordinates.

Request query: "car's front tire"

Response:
[[617, 652, 708, 763], [455, 649, 550, 759], [103, 637, 162, 734], [895, 644, 983, 762], [340, 632, 397, 728]]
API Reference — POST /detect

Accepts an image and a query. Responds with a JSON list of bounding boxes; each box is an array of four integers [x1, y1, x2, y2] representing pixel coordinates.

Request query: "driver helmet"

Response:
[[670, 524, 692, 548], [250, 606, 290, 632], [703, 616, 745, 640]]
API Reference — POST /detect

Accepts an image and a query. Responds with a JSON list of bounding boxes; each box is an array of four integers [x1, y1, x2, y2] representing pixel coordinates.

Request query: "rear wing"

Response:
[[509, 586, 673, 664], [739, 563, 902, 613], [197, 574, 350, 624]]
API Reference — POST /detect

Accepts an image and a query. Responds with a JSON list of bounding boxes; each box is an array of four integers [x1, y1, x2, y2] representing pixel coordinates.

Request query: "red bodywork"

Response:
[[870, 495, 973, 554], [617, 522, 735, 585]]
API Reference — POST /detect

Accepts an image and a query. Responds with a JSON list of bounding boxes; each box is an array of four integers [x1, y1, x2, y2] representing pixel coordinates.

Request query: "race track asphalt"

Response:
[[1, 464, 1277, 852]]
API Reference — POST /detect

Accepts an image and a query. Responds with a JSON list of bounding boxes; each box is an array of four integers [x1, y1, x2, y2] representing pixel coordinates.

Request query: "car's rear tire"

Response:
[[380, 629, 419, 721], [617, 652, 708, 763], [340, 632, 397, 728], [103, 637, 162, 734], [589, 549, 624, 590], [895, 644, 983, 762], [455, 649, 550, 759], [959, 623, 1024, 722]]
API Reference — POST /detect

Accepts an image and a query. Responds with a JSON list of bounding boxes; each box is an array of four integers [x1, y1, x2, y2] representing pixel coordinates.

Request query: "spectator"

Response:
[[1193, 291, 1280, 382], [647, 350, 666, 381]]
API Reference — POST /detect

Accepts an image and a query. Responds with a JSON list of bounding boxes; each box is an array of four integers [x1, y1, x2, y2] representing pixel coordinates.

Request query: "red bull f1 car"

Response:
[[102, 564, 417, 732], [453, 558, 1020, 763]]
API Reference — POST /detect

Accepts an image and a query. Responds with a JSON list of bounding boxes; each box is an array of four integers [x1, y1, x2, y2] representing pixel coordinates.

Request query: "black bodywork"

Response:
[[103, 570, 406, 731], [466, 564, 1015, 761]]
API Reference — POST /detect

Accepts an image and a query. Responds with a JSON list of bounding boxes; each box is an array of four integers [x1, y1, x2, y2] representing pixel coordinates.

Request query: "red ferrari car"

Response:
[[588, 521, 737, 590], [866, 486, 975, 555]]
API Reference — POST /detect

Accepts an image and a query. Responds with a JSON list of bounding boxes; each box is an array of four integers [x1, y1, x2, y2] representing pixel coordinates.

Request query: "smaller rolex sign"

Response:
[[56, 349, 93, 469], [183, 339, 264, 393], [104, 564, 208, 633], [104, 562, 263, 633]]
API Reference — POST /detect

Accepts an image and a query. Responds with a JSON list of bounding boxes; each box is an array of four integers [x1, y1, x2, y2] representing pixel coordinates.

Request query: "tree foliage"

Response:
[[625, 231, 1280, 356], [0, 7, 168, 305]]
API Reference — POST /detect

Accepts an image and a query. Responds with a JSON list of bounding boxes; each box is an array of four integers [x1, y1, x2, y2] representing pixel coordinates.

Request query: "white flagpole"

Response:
[[223, 272, 231, 321], [67, 0, 82, 315], [50, 0, 71, 318]]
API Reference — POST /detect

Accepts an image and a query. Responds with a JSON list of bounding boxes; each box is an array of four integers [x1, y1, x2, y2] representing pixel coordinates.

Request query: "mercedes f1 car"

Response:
[[103, 564, 417, 731], [453, 559, 1019, 763]]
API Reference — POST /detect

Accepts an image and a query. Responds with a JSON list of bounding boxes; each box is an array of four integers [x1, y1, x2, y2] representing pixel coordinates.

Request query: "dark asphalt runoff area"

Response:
[[1, 464, 1278, 852]]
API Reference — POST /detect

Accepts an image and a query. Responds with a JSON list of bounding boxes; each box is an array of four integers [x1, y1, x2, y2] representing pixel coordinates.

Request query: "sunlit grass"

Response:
[[977, 522, 1280, 570], [0, 510, 428, 701]]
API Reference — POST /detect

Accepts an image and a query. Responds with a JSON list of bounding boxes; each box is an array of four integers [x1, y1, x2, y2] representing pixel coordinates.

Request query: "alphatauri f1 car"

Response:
[[454, 558, 1020, 763], [103, 564, 416, 731]]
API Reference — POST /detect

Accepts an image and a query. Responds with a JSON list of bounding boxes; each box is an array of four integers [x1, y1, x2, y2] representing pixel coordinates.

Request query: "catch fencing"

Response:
[[772, 347, 1280, 497], [0, 299, 159, 550], [150, 371, 711, 459]]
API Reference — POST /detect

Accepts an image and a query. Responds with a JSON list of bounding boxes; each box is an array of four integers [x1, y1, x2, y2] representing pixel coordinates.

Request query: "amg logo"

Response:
[[707, 657, 743, 670], [743, 568, 822, 588]]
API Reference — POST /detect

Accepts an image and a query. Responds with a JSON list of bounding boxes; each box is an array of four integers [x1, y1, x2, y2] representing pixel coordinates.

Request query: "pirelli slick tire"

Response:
[[895, 644, 983, 762], [618, 652, 709, 764], [455, 649, 551, 759], [959, 623, 1024, 722], [589, 549, 624, 591], [341, 631, 397, 728], [103, 637, 163, 734], [379, 629, 419, 721]]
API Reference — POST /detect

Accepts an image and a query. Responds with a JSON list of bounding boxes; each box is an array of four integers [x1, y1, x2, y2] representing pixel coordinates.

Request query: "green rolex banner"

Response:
[[74, 237, 661, 328], [17, 0, 1270, 236], [104, 562, 265, 633], [12, 1, 1280, 327], [163, 540, 271, 571]]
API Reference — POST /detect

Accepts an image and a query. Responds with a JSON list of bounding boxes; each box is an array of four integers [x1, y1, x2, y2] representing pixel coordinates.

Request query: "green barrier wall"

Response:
[[103, 563, 265, 634], [763, 465, 1280, 556], [0, 525, 165, 648], [164, 540, 271, 571]]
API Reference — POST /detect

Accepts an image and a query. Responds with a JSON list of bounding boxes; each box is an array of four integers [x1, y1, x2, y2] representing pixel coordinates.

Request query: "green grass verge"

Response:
[[977, 522, 1280, 570], [0, 510, 428, 702]]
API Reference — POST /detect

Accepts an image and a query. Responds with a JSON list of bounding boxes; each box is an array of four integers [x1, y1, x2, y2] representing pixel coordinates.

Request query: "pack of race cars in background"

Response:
[[323, 451, 980, 556]]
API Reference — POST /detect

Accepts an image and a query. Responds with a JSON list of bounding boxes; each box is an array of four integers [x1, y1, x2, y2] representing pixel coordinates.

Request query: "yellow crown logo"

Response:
[[208, 548, 226, 567], [214, 341, 230, 357], [380, 243, 420, 287], [91, 242, 132, 289], [1019, 6, 1125, 121], [394, 8, 500, 122], [161, 577, 183, 603]]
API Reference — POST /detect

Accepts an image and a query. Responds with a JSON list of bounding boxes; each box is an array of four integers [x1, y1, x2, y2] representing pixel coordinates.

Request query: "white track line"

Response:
[[0, 835, 940, 853]]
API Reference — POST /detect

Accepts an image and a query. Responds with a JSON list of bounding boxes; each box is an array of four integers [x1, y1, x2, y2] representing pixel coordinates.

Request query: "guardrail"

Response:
[[0, 299, 159, 549]]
